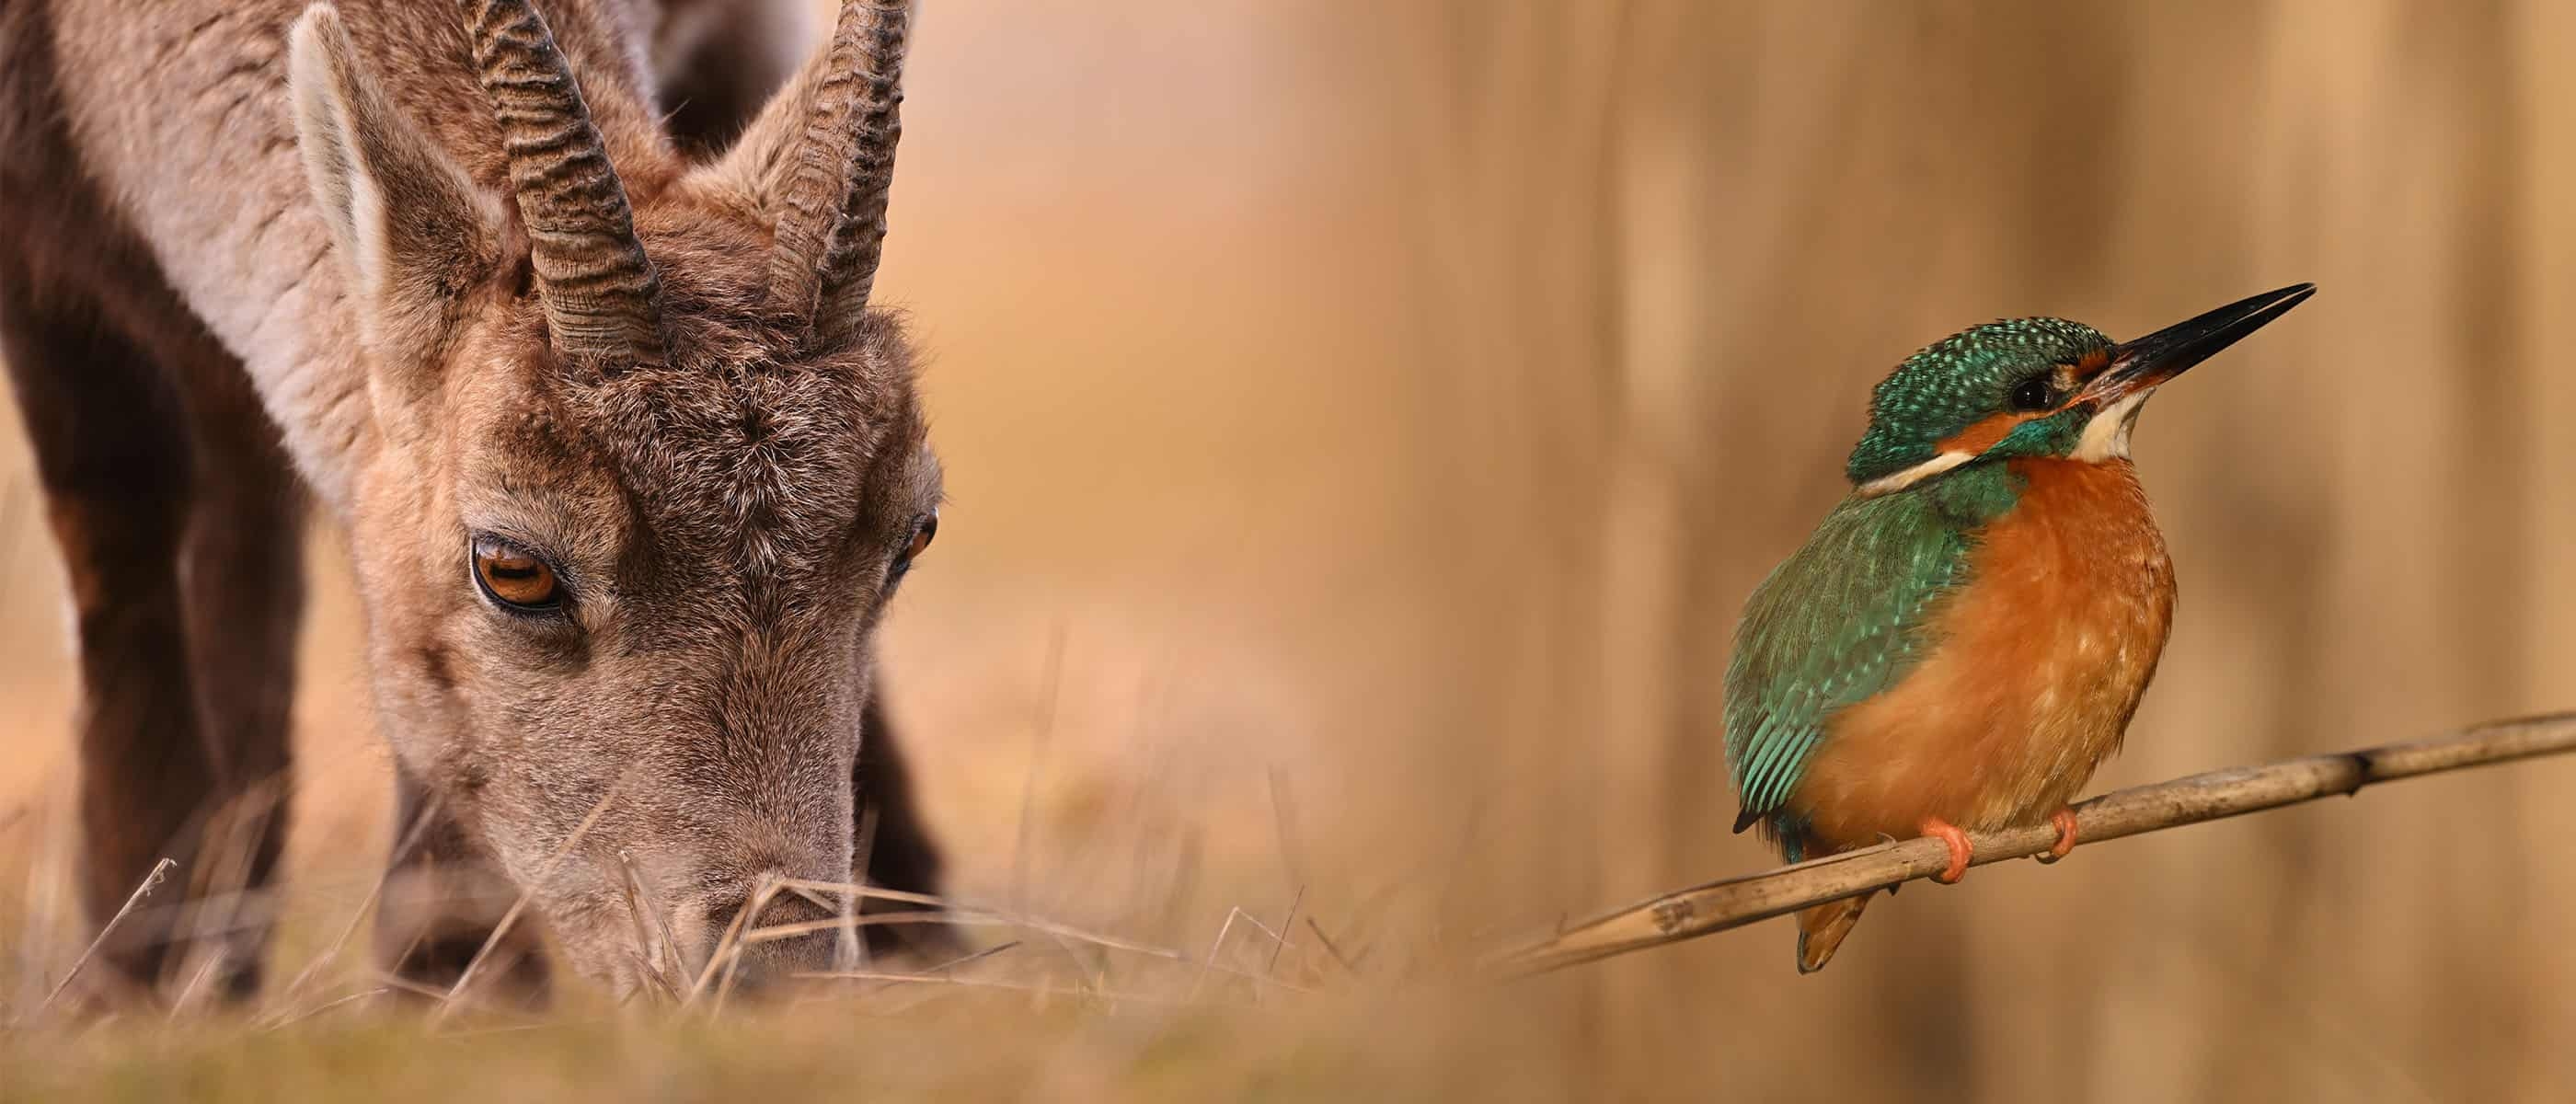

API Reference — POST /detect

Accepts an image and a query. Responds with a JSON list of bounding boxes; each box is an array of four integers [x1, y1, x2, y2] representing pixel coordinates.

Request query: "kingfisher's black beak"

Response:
[[2078, 282, 2316, 406]]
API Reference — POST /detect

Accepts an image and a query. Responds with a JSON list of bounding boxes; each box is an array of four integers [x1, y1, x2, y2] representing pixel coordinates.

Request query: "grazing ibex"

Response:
[[0, 0, 955, 999]]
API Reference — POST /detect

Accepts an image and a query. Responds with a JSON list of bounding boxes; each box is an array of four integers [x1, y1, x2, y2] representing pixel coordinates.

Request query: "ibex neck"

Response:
[[40, 0, 678, 512]]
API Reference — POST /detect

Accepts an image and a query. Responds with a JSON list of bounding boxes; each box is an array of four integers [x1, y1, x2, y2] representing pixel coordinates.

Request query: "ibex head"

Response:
[[286, 0, 935, 989]]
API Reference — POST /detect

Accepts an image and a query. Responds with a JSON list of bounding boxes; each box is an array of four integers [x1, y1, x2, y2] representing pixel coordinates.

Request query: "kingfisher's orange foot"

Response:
[[2035, 807, 2079, 865], [1918, 817, 1972, 884]]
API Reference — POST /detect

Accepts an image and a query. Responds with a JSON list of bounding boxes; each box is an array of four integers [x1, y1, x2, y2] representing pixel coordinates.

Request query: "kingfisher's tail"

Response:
[[1795, 891, 1873, 973]]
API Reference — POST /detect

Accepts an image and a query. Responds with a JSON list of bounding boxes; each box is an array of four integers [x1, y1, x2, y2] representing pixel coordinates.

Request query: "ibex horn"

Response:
[[462, 0, 667, 364], [765, 0, 909, 344]]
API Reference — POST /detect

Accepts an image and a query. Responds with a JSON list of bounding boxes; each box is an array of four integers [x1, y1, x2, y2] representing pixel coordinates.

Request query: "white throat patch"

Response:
[[2073, 387, 2153, 462]]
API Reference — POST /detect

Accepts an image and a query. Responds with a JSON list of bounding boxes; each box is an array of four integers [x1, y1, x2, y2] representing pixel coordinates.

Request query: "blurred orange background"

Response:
[[6, 1, 2575, 1098]]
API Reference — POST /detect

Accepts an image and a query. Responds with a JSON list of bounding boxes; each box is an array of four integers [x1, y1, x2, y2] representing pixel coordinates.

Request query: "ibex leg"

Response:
[[168, 346, 307, 998], [854, 674, 960, 958], [0, 284, 218, 998]]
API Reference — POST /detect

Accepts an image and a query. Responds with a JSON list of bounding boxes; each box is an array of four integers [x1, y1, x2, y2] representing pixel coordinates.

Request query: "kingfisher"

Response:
[[1724, 283, 2315, 973]]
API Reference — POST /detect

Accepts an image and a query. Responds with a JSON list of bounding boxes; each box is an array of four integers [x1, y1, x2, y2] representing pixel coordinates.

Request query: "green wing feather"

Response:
[[1723, 486, 1991, 833]]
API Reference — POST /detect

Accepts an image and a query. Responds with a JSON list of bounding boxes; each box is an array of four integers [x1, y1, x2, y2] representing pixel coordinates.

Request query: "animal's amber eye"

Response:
[[886, 512, 937, 590], [904, 513, 938, 563], [472, 536, 561, 611]]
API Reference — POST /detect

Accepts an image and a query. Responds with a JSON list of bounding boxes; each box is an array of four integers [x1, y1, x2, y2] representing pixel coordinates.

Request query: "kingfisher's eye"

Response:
[[2010, 376, 2053, 412], [472, 535, 563, 612]]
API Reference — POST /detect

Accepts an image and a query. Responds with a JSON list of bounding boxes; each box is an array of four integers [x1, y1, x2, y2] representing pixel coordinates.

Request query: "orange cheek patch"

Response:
[[1937, 411, 2040, 454], [2059, 350, 2112, 397]]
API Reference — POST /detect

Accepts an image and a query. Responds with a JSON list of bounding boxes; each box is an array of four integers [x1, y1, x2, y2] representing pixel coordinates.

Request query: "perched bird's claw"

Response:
[[2034, 807, 2079, 865], [1918, 818, 1972, 884]]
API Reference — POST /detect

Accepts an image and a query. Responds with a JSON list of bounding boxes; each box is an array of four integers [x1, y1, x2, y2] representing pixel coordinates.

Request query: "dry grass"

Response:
[[0, 792, 1519, 1102], [3, 992, 1615, 1104]]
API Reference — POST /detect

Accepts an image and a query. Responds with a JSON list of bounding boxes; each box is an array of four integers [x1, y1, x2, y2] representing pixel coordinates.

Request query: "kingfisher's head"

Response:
[[1845, 283, 2315, 497]]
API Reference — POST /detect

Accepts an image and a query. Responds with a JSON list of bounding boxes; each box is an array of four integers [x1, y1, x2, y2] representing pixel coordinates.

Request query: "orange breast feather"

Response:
[[1788, 458, 2176, 850]]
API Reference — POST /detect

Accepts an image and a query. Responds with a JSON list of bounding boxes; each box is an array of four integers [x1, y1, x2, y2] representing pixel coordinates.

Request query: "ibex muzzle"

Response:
[[0, 0, 952, 1000]]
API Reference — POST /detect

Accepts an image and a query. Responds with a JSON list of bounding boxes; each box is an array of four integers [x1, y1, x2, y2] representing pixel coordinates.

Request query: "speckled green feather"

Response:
[[1725, 317, 2112, 848], [1846, 317, 2110, 485]]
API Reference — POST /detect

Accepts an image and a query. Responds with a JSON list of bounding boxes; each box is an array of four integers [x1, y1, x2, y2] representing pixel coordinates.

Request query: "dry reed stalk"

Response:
[[1219, 905, 1298, 956], [173, 776, 284, 1000], [163, 949, 228, 1019], [1485, 712, 2576, 976], [770, 878, 1196, 963], [740, 878, 1320, 996], [685, 873, 780, 1010], [844, 805, 879, 972], [791, 969, 1192, 1006], [615, 847, 683, 997], [1267, 766, 1306, 891], [1304, 916, 1359, 977], [373, 972, 456, 1003], [706, 875, 783, 1008], [734, 912, 960, 943], [259, 986, 392, 1031], [266, 793, 446, 1014], [796, 942, 1022, 1011], [32, 857, 175, 1018], [1264, 886, 1304, 977], [731, 906, 1310, 996], [1156, 825, 1202, 947], [925, 940, 1019, 974], [1187, 906, 1248, 1001], [1009, 623, 1067, 913], [430, 783, 626, 1026]]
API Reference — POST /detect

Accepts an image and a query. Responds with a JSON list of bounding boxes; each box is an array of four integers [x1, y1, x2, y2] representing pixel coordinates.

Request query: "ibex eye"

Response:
[[471, 535, 564, 612], [888, 512, 937, 588], [2010, 376, 2053, 412], [905, 513, 938, 563]]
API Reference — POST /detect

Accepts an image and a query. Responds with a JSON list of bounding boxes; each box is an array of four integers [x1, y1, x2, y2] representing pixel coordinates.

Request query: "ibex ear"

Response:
[[685, 0, 892, 220], [290, 5, 504, 375], [686, 45, 824, 213], [690, 0, 906, 343]]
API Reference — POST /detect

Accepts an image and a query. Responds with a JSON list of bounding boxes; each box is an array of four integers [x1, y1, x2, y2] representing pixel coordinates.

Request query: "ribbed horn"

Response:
[[463, 0, 666, 363], [765, 0, 909, 344]]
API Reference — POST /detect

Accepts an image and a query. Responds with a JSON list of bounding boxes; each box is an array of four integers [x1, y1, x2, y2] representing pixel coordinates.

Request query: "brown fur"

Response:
[[1788, 457, 2175, 967], [0, 0, 954, 1001]]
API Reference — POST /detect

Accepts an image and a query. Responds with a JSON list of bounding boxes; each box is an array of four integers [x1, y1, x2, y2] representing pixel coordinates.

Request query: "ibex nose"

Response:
[[686, 883, 849, 994]]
